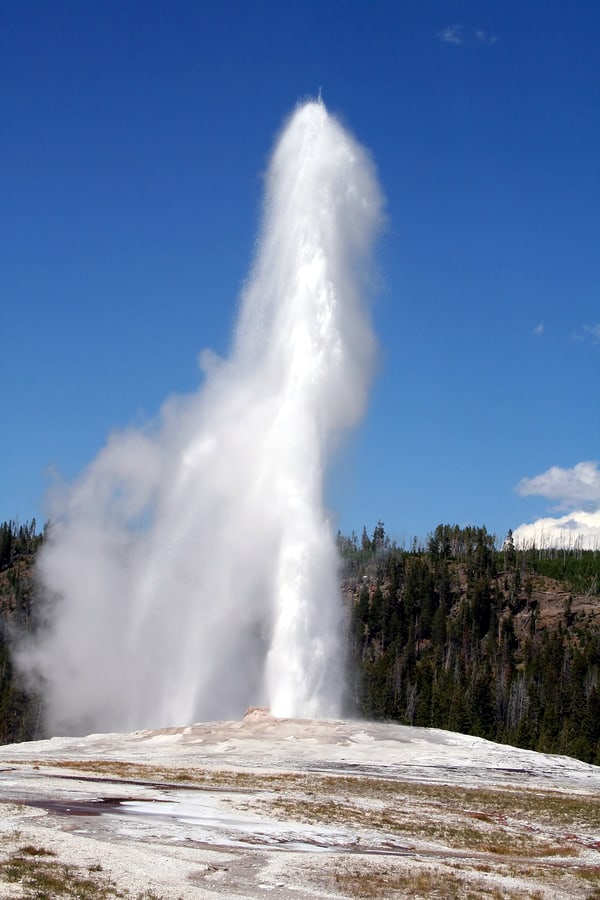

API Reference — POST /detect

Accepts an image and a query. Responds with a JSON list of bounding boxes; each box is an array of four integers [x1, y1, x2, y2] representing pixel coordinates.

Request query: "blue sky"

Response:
[[2, 0, 599, 545]]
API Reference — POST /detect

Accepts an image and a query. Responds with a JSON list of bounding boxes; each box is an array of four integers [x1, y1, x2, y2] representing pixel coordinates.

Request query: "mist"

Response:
[[19, 100, 384, 736]]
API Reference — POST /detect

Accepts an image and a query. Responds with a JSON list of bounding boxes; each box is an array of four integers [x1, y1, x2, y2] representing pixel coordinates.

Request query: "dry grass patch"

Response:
[[573, 865, 600, 886], [1, 845, 118, 898], [332, 861, 520, 899], [0, 830, 170, 900], [254, 787, 581, 860], [14, 758, 294, 791], [0, 844, 170, 899]]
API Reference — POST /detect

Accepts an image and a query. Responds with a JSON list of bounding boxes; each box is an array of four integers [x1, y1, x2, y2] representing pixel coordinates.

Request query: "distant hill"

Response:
[[0, 519, 43, 743], [1, 519, 599, 763], [341, 523, 600, 764]]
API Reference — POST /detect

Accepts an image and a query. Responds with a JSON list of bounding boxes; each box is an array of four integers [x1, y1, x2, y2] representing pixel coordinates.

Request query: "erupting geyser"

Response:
[[21, 99, 384, 736]]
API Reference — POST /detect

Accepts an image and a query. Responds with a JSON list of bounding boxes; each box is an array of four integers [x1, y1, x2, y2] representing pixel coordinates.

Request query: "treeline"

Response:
[[0, 519, 43, 571], [342, 523, 600, 764], [0, 519, 42, 744], [1, 518, 600, 763]]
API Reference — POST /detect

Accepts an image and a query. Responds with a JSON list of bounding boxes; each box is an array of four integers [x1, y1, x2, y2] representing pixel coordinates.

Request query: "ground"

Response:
[[1, 711, 599, 898]]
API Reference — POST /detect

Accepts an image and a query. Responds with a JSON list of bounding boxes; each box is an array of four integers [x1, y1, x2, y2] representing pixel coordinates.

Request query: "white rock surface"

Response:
[[1, 713, 599, 898]]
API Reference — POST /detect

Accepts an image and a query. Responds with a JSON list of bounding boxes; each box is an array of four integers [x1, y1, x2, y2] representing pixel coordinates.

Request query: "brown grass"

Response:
[[1, 845, 119, 898], [0, 841, 168, 899]]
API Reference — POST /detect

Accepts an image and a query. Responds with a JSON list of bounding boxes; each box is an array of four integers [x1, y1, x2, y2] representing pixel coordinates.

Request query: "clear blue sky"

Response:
[[2, 0, 599, 545]]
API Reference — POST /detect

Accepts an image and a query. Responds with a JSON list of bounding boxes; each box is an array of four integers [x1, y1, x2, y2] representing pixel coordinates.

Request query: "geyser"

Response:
[[22, 99, 384, 736]]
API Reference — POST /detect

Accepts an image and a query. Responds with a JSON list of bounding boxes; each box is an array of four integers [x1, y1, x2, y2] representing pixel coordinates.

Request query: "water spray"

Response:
[[22, 100, 384, 735]]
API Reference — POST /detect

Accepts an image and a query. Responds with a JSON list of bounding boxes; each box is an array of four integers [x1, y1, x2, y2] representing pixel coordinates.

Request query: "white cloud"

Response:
[[533, 322, 544, 335], [517, 461, 600, 510], [438, 25, 497, 46], [583, 323, 600, 343], [438, 25, 464, 45], [513, 510, 600, 550], [572, 323, 600, 344], [474, 29, 497, 45], [514, 461, 600, 549]]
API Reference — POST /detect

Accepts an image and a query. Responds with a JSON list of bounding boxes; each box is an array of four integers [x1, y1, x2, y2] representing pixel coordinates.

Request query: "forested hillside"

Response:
[[0, 520, 43, 743], [341, 523, 600, 764], [1, 519, 599, 764]]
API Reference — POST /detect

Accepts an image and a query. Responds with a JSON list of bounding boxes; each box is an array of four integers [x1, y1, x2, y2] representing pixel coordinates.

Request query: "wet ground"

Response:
[[1, 714, 599, 898]]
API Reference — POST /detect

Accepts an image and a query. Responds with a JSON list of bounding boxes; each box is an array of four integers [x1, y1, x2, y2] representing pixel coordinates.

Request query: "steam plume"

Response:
[[21, 100, 384, 735]]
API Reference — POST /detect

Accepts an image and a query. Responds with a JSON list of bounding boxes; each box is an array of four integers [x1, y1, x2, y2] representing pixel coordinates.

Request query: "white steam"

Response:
[[21, 100, 384, 736]]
